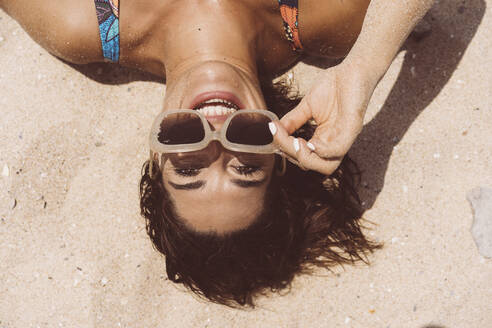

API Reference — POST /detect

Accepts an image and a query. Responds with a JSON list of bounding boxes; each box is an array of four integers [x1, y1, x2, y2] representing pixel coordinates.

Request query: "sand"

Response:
[[1, 0, 491, 327]]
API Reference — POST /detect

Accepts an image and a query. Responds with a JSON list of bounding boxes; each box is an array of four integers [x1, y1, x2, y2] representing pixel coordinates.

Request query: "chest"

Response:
[[117, 0, 369, 77]]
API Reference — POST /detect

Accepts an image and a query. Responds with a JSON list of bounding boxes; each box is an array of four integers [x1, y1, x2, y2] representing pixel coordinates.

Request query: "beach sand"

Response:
[[1, 1, 491, 327]]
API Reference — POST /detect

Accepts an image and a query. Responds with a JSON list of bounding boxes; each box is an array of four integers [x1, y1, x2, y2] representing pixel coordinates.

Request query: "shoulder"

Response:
[[3, 0, 104, 64], [45, 0, 104, 64]]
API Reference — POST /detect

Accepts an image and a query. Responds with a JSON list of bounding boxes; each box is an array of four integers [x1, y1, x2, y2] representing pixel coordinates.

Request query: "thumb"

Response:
[[279, 98, 312, 134]]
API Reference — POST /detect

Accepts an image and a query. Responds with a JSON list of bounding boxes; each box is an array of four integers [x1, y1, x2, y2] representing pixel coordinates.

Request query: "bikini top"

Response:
[[278, 0, 303, 52], [94, 0, 303, 63], [95, 0, 120, 62]]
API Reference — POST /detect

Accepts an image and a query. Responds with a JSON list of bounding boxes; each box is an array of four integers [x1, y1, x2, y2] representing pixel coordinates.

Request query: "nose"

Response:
[[205, 117, 227, 132]]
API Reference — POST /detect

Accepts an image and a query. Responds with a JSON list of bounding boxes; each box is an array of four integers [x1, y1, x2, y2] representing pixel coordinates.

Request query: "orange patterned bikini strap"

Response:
[[278, 0, 303, 51]]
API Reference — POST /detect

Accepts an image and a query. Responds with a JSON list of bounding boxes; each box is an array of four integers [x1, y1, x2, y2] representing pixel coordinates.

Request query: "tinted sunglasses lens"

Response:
[[158, 113, 205, 145], [226, 112, 273, 145]]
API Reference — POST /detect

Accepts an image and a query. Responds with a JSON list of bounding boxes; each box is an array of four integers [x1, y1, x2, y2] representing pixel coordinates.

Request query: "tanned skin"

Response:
[[0, 0, 370, 76], [1, 0, 435, 233]]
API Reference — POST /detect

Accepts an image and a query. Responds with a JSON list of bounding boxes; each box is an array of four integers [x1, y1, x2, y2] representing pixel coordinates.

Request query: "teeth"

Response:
[[202, 98, 236, 107], [197, 105, 237, 117], [195, 98, 239, 110]]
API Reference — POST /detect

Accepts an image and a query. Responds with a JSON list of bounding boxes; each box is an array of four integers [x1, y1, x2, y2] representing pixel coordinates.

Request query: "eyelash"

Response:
[[174, 168, 201, 177], [174, 165, 261, 177], [233, 165, 261, 176]]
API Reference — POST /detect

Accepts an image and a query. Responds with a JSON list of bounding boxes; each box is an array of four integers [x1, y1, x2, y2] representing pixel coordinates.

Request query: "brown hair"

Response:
[[139, 79, 382, 307]]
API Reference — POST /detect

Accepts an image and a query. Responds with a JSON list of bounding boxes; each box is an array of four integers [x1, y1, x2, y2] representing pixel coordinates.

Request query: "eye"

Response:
[[174, 168, 201, 177], [233, 165, 261, 176]]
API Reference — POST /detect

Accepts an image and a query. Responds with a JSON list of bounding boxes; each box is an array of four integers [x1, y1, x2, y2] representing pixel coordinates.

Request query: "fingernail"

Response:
[[307, 142, 316, 151], [268, 122, 277, 136], [293, 138, 300, 152]]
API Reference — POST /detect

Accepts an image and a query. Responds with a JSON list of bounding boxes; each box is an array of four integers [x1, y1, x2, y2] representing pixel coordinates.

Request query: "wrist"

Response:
[[342, 52, 389, 87]]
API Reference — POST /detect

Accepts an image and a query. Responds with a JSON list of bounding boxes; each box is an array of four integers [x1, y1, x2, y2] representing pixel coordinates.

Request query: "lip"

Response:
[[188, 91, 245, 110]]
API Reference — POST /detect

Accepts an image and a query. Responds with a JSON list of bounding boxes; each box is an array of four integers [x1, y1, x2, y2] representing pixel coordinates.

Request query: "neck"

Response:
[[159, 2, 262, 83]]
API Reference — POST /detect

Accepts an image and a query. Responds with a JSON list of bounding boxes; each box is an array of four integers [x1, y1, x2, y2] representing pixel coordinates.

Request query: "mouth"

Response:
[[190, 91, 243, 122]]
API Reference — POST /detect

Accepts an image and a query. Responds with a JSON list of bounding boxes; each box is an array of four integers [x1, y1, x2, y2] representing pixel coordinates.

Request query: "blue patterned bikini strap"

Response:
[[94, 0, 120, 62]]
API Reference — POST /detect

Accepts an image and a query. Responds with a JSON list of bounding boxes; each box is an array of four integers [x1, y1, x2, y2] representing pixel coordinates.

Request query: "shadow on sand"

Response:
[[344, 0, 485, 209], [64, 61, 163, 85]]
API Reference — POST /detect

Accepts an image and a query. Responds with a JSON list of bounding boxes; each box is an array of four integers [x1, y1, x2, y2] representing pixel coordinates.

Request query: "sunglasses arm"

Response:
[[274, 149, 300, 167]]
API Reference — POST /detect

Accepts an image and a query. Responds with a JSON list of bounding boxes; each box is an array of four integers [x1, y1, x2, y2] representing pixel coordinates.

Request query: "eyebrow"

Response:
[[231, 178, 267, 188], [168, 178, 267, 191], [168, 180, 206, 190]]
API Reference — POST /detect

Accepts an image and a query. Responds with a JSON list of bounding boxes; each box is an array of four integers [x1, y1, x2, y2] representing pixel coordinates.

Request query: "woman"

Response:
[[1, 0, 435, 306]]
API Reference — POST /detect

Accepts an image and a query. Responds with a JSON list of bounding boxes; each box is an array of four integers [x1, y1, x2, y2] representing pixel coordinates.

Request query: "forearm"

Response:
[[345, 0, 435, 82]]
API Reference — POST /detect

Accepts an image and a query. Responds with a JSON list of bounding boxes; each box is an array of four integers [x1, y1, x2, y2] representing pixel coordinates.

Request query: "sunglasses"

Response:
[[149, 109, 298, 176]]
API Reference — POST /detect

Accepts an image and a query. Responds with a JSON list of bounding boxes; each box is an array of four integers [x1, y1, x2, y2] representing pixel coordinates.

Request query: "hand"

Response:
[[270, 61, 378, 175]]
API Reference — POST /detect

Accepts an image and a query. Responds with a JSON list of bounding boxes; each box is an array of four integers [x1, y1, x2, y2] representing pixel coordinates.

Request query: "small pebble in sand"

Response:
[[0, 36, 4, 42], [453, 154, 459, 159], [467, 187, 492, 258], [100, 277, 109, 286], [73, 279, 80, 287], [2, 164, 9, 177], [402, 185, 408, 193], [10, 198, 17, 210], [391, 237, 399, 244], [410, 66, 416, 77], [433, 153, 441, 159], [344, 317, 351, 324]]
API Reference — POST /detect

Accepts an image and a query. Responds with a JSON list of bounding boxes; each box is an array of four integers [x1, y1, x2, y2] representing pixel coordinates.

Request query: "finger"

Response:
[[269, 120, 299, 159], [279, 98, 312, 134], [295, 139, 342, 175], [307, 122, 362, 160], [269, 121, 341, 175], [307, 136, 347, 161]]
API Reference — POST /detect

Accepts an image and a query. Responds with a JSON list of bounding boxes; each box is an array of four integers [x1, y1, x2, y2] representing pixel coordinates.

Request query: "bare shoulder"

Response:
[[1, 0, 103, 64], [299, 0, 370, 58]]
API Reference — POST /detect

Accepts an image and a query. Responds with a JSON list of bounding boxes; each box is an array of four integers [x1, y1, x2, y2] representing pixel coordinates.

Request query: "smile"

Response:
[[194, 98, 239, 117], [190, 91, 243, 122]]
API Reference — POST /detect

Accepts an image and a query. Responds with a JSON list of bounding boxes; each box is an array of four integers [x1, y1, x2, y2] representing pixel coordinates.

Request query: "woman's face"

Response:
[[158, 60, 275, 233], [161, 145, 275, 233]]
